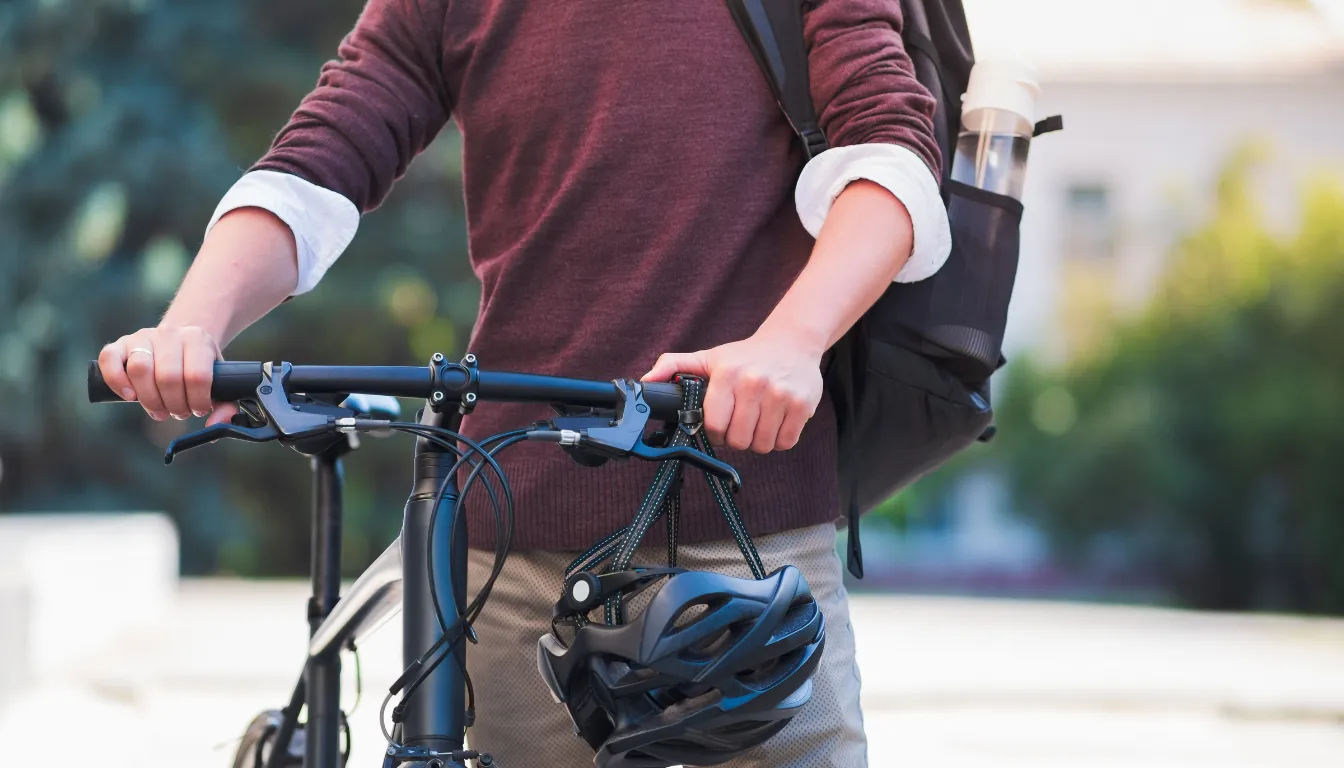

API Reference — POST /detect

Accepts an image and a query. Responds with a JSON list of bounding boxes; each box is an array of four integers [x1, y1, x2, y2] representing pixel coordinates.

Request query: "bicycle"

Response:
[[88, 353, 745, 768]]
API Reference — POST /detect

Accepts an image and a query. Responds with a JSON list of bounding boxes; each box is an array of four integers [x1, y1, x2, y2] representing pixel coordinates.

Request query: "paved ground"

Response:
[[2, 581, 1343, 767]]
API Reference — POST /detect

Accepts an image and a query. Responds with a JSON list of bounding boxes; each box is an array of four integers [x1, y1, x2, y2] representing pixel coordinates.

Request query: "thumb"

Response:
[[642, 351, 709, 383]]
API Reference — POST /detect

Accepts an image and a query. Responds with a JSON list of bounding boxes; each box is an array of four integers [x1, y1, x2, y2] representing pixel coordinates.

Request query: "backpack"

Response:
[[726, 0, 1057, 577]]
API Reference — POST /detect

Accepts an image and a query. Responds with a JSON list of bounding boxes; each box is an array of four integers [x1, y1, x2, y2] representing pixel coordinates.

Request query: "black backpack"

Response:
[[726, 0, 1058, 577]]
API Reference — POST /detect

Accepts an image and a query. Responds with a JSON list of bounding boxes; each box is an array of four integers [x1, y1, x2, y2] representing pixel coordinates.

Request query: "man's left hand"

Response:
[[642, 331, 823, 454]]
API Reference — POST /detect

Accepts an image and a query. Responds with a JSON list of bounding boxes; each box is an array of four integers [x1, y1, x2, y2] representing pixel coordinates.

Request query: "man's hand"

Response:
[[643, 330, 824, 454], [99, 326, 238, 425], [640, 181, 917, 455], [97, 207, 301, 426]]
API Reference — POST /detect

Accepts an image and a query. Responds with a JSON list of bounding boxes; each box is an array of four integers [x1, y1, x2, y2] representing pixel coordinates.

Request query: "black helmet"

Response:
[[536, 563, 826, 768]]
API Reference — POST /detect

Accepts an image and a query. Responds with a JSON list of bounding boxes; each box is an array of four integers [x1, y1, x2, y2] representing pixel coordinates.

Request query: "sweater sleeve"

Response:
[[802, 0, 941, 177], [251, 0, 452, 212]]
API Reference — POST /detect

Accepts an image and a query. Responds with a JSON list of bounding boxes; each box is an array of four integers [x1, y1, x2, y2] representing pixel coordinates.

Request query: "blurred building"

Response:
[[997, 0, 1344, 362], [870, 0, 1344, 591]]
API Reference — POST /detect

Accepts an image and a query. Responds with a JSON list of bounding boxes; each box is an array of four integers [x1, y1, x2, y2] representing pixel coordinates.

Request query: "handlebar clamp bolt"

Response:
[[431, 352, 445, 363], [465, 392, 478, 404], [464, 353, 477, 366], [431, 391, 445, 404]]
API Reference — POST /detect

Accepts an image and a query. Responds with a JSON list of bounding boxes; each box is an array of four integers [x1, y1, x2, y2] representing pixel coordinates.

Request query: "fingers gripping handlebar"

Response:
[[87, 360, 268, 403]]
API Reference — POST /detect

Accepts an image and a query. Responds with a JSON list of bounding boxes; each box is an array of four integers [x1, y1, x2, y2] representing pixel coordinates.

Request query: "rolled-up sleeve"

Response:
[[252, 0, 453, 213], [205, 171, 360, 295], [209, 0, 451, 294]]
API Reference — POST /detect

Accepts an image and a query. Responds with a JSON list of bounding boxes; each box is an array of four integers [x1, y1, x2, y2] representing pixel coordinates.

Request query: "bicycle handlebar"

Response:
[[86, 360, 686, 419]]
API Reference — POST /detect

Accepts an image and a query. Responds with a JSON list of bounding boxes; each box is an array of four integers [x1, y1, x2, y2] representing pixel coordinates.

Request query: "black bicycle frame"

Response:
[[264, 436, 356, 768], [85, 357, 694, 768], [308, 440, 349, 767], [400, 404, 469, 755]]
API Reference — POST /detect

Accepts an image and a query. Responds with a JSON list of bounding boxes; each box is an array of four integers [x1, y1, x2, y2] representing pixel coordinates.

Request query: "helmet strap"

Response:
[[560, 375, 768, 626]]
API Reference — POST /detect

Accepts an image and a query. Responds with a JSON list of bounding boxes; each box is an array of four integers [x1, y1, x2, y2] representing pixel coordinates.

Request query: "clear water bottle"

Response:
[[950, 60, 1041, 200]]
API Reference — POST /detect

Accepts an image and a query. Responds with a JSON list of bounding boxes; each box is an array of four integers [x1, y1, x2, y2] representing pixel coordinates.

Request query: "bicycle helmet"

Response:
[[536, 563, 826, 768]]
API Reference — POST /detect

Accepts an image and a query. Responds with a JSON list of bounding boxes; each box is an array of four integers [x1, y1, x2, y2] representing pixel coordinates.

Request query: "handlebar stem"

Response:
[[428, 353, 480, 416]]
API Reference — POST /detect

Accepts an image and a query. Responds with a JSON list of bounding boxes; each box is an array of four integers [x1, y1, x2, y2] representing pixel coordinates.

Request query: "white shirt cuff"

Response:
[[795, 143, 952, 283], [205, 170, 360, 296]]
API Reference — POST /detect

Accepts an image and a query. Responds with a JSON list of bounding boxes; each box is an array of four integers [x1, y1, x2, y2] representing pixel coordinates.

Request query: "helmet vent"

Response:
[[735, 647, 804, 690], [680, 625, 737, 661], [671, 601, 711, 630], [770, 599, 817, 642], [714, 719, 771, 736]]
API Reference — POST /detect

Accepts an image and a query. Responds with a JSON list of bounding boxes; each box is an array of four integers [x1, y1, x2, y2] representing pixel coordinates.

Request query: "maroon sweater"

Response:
[[254, 0, 938, 550]]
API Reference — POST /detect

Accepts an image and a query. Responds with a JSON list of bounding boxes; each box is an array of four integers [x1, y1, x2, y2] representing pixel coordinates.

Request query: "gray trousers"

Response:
[[465, 523, 867, 767]]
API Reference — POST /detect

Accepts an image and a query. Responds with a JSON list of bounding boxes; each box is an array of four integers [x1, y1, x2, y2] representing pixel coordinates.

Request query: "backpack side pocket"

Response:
[[844, 337, 993, 519], [875, 181, 1024, 386]]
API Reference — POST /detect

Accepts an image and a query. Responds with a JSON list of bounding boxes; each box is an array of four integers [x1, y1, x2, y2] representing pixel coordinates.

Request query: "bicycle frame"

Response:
[[83, 356, 711, 768], [266, 403, 470, 768]]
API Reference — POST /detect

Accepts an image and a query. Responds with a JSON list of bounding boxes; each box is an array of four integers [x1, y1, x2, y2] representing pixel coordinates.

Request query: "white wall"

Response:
[[0, 513, 179, 696], [1008, 67, 1344, 360]]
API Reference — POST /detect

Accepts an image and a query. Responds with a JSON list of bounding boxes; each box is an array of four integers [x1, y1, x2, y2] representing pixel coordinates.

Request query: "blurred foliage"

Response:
[[866, 454, 969, 530], [0, 0, 474, 576], [993, 148, 1344, 613]]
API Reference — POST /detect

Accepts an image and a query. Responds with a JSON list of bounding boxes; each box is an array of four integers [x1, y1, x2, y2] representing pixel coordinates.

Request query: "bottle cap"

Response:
[[961, 58, 1041, 125]]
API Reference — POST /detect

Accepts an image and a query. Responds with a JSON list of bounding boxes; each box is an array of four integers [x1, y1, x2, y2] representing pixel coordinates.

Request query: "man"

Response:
[[98, 0, 948, 764]]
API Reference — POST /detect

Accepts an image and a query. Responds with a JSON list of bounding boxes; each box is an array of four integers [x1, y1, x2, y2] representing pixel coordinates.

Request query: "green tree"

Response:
[[0, 0, 475, 575], [994, 152, 1344, 613]]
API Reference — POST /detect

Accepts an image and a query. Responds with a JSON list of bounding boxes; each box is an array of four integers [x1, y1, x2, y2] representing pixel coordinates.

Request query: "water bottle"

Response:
[[950, 59, 1042, 200]]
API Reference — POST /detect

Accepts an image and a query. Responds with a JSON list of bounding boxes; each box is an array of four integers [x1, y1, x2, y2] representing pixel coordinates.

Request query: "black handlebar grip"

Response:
[[641, 382, 683, 417], [87, 360, 265, 403], [210, 361, 267, 400], [87, 360, 123, 403]]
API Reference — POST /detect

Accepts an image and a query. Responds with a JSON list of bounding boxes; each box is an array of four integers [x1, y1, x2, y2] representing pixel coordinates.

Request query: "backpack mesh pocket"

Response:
[[875, 181, 1024, 386]]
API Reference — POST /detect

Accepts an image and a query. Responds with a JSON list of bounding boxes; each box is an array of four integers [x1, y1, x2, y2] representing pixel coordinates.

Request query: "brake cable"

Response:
[[376, 424, 527, 753], [399, 428, 528, 719]]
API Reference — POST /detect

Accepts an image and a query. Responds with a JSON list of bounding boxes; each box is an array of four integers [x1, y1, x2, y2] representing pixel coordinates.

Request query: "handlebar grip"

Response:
[[641, 382, 683, 417], [87, 360, 265, 403], [87, 361, 123, 403]]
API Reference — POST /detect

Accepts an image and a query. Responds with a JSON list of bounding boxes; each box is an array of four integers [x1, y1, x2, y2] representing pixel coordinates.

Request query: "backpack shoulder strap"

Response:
[[900, 0, 975, 182], [725, 0, 830, 160]]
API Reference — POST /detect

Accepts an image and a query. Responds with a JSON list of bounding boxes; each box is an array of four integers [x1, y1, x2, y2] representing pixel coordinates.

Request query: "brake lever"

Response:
[[165, 422, 280, 464], [565, 378, 743, 490], [164, 362, 362, 464], [627, 442, 742, 491], [259, 361, 350, 439]]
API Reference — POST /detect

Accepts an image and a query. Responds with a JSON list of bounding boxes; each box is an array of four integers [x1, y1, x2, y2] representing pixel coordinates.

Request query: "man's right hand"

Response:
[[98, 326, 237, 425]]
